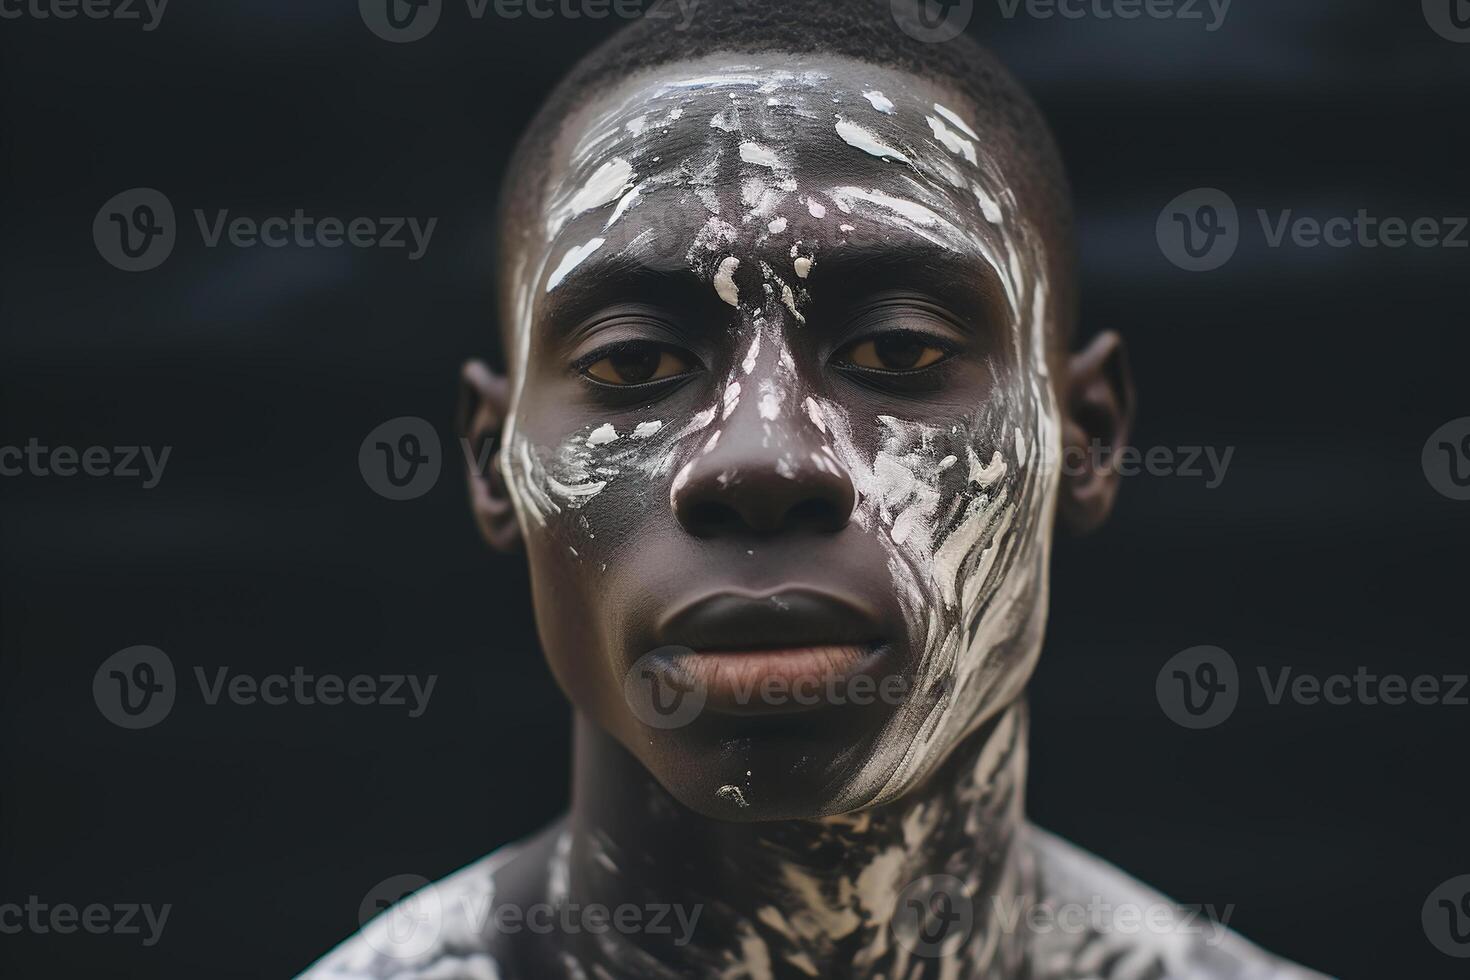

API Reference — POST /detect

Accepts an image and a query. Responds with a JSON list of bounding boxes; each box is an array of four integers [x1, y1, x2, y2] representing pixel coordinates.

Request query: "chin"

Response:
[[623, 713, 913, 821]]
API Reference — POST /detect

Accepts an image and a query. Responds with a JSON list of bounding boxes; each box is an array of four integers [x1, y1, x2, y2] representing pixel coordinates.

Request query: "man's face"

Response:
[[499, 54, 1061, 819]]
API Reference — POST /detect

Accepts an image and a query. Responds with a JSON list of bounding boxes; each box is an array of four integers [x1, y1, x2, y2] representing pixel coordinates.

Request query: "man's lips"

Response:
[[652, 589, 893, 716], [656, 588, 886, 651]]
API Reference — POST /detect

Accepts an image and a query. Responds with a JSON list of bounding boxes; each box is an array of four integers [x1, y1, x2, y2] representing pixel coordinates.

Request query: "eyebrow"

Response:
[[535, 230, 1015, 347], [538, 249, 718, 343], [804, 237, 1012, 329]]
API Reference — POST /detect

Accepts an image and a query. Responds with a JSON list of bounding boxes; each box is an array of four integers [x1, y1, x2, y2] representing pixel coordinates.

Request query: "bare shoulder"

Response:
[[1026, 825, 1334, 980], [295, 823, 564, 980]]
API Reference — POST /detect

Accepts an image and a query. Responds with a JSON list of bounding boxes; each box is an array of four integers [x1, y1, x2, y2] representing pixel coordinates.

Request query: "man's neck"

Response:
[[556, 704, 1034, 979]]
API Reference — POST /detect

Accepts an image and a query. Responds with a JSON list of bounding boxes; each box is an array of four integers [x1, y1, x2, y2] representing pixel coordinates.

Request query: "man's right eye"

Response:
[[579, 343, 697, 387]]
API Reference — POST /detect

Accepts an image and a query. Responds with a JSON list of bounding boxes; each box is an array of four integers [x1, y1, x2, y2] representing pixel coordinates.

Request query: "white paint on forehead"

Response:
[[546, 237, 605, 292], [767, 216, 787, 234], [714, 256, 741, 307], [934, 102, 981, 141], [739, 141, 783, 169], [793, 256, 814, 279], [927, 114, 978, 166], [862, 90, 896, 114], [587, 423, 618, 447], [971, 183, 1004, 225], [710, 108, 740, 133], [605, 184, 642, 230], [806, 199, 826, 219], [834, 116, 912, 165], [554, 157, 634, 236]]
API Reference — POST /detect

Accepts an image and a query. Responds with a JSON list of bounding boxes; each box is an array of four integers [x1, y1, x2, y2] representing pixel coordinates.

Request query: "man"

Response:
[[304, 1, 1327, 976]]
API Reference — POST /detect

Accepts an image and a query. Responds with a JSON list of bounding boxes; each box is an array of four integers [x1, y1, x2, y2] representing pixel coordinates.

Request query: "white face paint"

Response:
[[500, 55, 1061, 813]]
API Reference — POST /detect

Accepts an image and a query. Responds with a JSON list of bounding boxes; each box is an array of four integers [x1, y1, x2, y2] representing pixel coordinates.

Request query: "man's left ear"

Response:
[[1057, 330, 1135, 534], [458, 359, 521, 552]]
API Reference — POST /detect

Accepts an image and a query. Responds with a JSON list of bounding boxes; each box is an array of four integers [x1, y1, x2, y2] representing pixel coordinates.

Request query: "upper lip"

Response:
[[655, 588, 886, 652]]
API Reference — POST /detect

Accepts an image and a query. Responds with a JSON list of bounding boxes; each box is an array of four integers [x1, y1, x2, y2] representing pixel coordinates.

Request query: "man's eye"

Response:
[[581, 344, 696, 386], [835, 334, 951, 373]]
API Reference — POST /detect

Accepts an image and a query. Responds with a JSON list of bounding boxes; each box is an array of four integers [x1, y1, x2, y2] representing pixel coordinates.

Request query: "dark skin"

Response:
[[457, 54, 1131, 978]]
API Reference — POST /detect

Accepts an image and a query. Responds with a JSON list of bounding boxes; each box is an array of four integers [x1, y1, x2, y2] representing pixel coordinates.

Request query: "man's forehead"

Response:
[[528, 56, 1035, 312]]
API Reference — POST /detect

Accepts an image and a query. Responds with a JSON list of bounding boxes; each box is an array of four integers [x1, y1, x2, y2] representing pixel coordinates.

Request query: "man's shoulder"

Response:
[[1025, 824, 1333, 980], [295, 823, 563, 980]]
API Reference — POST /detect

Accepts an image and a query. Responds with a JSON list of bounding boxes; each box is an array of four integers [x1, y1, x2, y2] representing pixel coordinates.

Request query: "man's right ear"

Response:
[[458, 359, 520, 553]]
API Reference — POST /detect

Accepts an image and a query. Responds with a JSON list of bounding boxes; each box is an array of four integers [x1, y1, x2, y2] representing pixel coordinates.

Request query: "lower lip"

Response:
[[673, 644, 887, 716]]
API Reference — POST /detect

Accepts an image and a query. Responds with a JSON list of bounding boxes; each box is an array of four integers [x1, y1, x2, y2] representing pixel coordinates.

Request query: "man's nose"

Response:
[[671, 387, 856, 537]]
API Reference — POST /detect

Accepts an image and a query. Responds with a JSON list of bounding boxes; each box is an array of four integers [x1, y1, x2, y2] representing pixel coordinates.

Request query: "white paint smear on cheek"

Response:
[[767, 216, 787, 234], [633, 421, 664, 439], [586, 423, 618, 447]]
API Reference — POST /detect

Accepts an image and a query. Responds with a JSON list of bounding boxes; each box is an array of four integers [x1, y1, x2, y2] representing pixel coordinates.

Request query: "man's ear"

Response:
[[458, 359, 520, 553], [1057, 330, 1135, 534]]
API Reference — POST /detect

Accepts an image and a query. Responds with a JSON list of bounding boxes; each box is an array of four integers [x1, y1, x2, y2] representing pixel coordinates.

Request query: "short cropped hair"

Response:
[[494, 0, 1076, 359]]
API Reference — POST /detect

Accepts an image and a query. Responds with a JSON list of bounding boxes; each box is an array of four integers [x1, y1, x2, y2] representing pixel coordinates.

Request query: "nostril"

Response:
[[685, 500, 745, 536], [784, 498, 843, 531]]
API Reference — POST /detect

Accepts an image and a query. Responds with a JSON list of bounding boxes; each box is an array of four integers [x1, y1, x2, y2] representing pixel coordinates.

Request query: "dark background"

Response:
[[2, 1, 1467, 977]]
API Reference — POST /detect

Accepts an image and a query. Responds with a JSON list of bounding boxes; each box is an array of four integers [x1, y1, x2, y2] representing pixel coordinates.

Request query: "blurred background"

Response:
[[1, 0, 1467, 976]]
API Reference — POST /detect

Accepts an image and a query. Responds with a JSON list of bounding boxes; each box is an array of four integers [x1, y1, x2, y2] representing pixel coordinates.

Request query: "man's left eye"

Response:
[[834, 333, 951, 373]]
